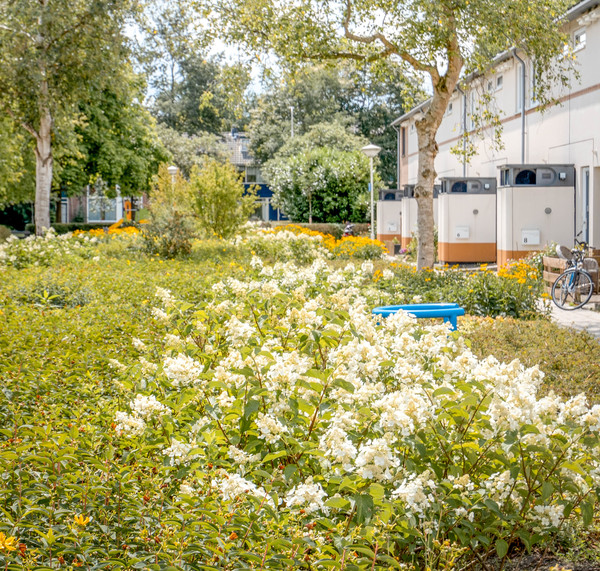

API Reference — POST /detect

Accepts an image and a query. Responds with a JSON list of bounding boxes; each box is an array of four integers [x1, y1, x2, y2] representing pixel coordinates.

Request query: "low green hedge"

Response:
[[269, 221, 370, 239]]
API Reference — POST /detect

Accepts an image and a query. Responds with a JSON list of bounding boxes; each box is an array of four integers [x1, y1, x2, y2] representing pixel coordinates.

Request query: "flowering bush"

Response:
[[330, 236, 388, 259], [241, 227, 332, 264], [242, 224, 387, 263], [0, 228, 99, 269], [106, 263, 600, 569]]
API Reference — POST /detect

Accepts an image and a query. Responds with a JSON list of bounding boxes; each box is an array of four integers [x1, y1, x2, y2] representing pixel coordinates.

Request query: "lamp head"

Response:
[[361, 144, 382, 158]]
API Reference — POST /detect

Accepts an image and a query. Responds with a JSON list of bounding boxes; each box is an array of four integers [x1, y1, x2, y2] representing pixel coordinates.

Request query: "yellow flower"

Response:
[[74, 514, 91, 527], [0, 531, 18, 552]]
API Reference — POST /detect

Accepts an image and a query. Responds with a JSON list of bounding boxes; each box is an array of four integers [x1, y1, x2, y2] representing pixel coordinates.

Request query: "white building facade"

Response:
[[388, 0, 600, 261]]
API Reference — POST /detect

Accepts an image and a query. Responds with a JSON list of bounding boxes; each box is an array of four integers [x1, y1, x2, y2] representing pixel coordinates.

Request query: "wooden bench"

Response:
[[372, 303, 465, 331]]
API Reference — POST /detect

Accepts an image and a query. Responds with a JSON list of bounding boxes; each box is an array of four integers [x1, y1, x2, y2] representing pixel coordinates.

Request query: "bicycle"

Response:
[[551, 240, 596, 310]]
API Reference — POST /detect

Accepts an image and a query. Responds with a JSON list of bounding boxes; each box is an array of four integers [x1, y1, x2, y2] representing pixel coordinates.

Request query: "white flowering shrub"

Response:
[[110, 263, 600, 569], [0, 229, 99, 269], [239, 227, 332, 264]]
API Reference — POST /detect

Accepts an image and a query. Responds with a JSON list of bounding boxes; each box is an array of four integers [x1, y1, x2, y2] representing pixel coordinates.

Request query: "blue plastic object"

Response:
[[372, 303, 465, 330]]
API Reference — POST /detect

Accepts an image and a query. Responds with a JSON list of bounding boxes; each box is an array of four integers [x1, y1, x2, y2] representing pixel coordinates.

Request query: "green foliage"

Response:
[[0, 240, 598, 570], [0, 225, 11, 242], [156, 124, 227, 178], [466, 316, 600, 404], [142, 209, 195, 258], [263, 119, 379, 223], [247, 63, 419, 186], [0, 116, 35, 207], [57, 80, 169, 197], [190, 157, 257, 238], [142, 165, 197, 258]]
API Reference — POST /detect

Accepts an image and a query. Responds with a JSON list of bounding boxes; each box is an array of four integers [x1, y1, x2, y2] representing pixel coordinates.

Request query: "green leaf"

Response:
[[354, 493, 374, 524], [325, 496, 350, 510], [581, 500, 594, 527], [495, 538, 509, 558]]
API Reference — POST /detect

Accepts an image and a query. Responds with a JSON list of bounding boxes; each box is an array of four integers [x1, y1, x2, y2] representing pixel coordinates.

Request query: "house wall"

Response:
[[395, 1, 600, 251]]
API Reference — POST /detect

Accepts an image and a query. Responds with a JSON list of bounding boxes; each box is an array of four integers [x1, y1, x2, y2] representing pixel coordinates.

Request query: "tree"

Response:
[[263, 119, 379, 223], [190, 158, 257, 239], [210, 0, 573, 268], [248, 63, 417, 185], [152, 55, 251, 135], [0, 0, 139, 234], [58, 78, 168, 198], [156, 124, 228, 179], [0, 116, 35, 208]]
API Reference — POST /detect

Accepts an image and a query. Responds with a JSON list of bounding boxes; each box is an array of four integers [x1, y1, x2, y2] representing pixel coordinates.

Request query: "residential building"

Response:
[[388, 0, 600, 261], [223, 129, 286, 222]]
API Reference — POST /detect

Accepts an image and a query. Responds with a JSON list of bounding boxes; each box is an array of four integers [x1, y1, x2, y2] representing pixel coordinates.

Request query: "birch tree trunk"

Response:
[[415, 50, 463, 270], [34, 107, 53, 235]]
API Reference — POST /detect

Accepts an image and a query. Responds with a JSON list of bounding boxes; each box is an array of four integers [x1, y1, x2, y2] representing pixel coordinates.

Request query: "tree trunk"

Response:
[[415, 52, 463, 270], [415, 129, 438, 270], [34, 107, 53, 235]]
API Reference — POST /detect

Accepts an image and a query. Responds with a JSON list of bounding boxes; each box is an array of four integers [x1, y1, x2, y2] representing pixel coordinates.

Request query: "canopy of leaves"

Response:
[[156, 124, 228, 179], [249, 63, 418, 186], [151, 54, 251, 136], [263, 119, 380, 223], [0, 0, 139, 133], [57, 78, 168, 197]]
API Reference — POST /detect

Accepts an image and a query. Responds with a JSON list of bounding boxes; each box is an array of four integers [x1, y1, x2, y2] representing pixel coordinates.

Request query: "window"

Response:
[[496, 75, 503, 90], [445, 101, 453, 116], [529, 61, 538, 107], [516, 63, 524, 112], [401, 127, 406, 157], [487, 80, 494, 92], [410, 122, 415, 133], [574, 28, 587, 50]]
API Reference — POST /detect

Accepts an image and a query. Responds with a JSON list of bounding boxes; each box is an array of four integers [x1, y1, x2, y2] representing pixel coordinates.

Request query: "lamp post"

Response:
[[361, 144, 381, 240], [167, 165, 178, 188]]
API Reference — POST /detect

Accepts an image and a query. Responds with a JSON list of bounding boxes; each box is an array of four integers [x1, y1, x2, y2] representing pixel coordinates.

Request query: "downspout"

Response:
[[456, 84, 467, 177], [392, 123, 401, 191], [512, 48, 526, 163]]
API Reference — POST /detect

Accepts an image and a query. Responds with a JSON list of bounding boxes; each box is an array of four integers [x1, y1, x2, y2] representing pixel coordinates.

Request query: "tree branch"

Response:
[[4, 106, 39, 140], [343, 0, 439, 78]]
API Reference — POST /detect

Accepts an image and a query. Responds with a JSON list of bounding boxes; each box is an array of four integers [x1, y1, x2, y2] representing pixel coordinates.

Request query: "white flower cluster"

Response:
[[110, 256, 600, 535], [392, 471, 437, 516], [0, 229, 98, 269], [114, 393, 170, 436], [155, 287, 176, 308], [163, 438, 194, 466], [285, 477, 328, 514], [163, 353, 203, 387], [213, 472, 271, 505], [256, 412, 288, 444], [130, 394, 169, 419]]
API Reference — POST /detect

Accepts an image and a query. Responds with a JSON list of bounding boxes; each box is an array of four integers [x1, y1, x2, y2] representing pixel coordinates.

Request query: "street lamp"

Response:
[[361, 144, 381, 240], [167, 165, 178, 187]]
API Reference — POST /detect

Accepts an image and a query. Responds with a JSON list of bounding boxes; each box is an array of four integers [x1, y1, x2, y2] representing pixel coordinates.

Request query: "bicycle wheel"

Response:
[[551, 269, 594, 310]]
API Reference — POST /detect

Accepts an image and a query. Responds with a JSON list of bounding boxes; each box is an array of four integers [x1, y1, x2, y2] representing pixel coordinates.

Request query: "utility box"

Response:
[[376, 189, 403, 253], [437, 177, 497, 264], [497, 165, 575, 267], [400, 184, 439, 250]]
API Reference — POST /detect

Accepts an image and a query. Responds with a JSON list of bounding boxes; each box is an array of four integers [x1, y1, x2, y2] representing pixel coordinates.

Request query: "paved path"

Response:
[[547, 302, 600, 339]]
